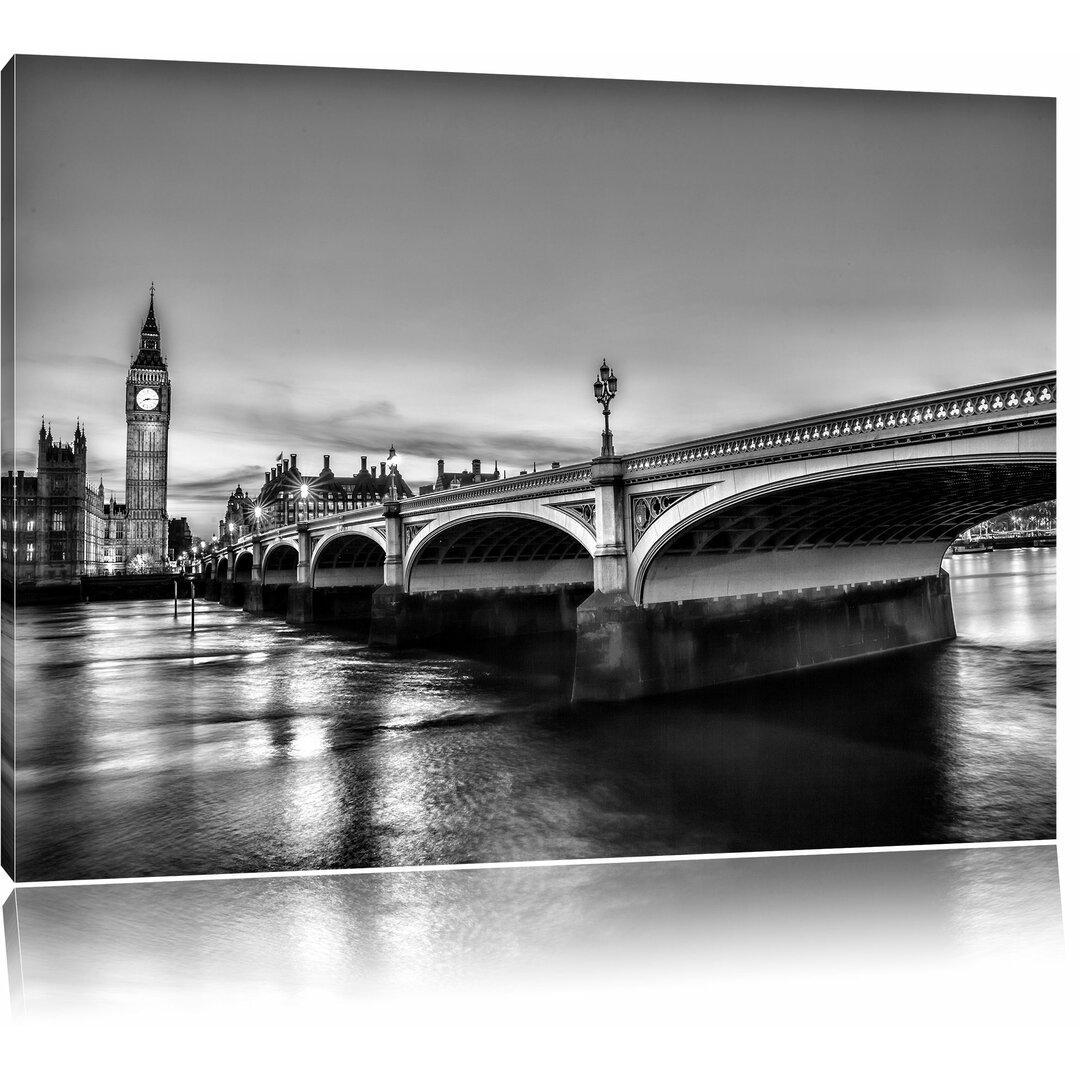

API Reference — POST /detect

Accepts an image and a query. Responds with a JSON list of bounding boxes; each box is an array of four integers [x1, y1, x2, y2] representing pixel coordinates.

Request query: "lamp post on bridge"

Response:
[[593, 359, 618, 457], [370, 441, 407, 646], [386, 444, 399, 500], [578, 356, 648, 700]]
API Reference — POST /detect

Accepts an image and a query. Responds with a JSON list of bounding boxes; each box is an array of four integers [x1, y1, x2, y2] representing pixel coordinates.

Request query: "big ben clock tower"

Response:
[[124, 284, 171, 568]]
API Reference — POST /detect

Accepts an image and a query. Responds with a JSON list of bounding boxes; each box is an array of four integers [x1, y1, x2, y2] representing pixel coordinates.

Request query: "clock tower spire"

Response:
[[124, 284, 172, 569]]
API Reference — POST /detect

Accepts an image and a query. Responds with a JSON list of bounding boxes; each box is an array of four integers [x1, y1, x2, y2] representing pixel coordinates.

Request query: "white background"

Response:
[[1, 3, 1076, 1073]]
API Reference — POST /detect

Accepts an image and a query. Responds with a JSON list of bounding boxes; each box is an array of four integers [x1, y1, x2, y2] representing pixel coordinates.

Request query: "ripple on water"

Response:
[[12, 552, 1056, 880]]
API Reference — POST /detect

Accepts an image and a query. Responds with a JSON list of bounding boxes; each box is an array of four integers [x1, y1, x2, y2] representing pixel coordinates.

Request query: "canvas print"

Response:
[[0, 57, 1055, 882]]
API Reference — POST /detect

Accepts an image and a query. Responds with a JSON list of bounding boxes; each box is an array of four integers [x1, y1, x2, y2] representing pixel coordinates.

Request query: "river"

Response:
[[12, 547, 1055, 880]]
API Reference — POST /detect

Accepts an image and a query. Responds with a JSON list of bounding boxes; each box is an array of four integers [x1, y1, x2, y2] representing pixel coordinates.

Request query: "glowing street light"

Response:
[[593, 359, 619, 456]]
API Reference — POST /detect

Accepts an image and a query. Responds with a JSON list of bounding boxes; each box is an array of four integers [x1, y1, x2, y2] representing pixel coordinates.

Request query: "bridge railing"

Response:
[[623, 371, 1055, 478], [208, 371, 1055, 552]]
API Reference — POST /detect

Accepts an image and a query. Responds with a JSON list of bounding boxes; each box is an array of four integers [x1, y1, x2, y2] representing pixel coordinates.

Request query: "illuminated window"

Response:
[[53, 511, 64, 531]]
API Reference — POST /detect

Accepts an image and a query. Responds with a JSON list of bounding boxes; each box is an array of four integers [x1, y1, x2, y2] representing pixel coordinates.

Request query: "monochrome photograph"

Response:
[[1, 55, 1055, 884]]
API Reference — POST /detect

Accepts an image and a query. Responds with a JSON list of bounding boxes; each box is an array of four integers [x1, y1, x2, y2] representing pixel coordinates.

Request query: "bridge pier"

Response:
[[572, 590, 651, 701], [369, 584, 408, 646], [286, 583, 315, 624], [371, 583, 588, 649], [284, 525, 315, 625], [219, 580, 243, 607], [369, 498, 407, 643], [243, 538, 265, 613], [572, 572, 956, 702], [571, 453, 653, 698]]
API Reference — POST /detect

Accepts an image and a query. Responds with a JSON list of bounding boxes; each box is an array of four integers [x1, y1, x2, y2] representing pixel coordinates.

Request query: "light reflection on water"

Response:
[[13, 548, 1054, 880]]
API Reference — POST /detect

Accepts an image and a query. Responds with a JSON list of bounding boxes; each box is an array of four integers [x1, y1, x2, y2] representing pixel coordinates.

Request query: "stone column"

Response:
[[382, 500, 404, 589], [572, 455, 649, 702], [590, 456, 629, 592], [220, 546, 239, 606], [244, 535, 265, 614], [296, 524, 311, 585], [370, 499, 409, 646], [286, 524, 315, 623]]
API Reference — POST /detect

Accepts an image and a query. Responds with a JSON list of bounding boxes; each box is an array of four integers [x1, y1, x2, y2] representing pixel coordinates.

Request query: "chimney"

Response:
[[437, 459, 445, 477], [361, 455, 368, 474], [290, 453, 297, 470], [472, 458, 481, 479], [380, 461, 386, 478], [323, 455, 331, 472], [265, 471, 271, 484]]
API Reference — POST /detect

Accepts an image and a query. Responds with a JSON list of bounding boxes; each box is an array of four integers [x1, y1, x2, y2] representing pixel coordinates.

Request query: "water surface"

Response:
[[13, 547, 1055, 879]]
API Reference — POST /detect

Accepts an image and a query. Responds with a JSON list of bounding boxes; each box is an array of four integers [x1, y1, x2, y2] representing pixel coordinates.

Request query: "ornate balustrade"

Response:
[[623, 373, 1056, 479], [204, 371, 1055, 566]]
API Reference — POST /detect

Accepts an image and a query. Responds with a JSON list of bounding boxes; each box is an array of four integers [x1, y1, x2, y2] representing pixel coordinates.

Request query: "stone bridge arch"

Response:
[[262, 540, 300, 585], [234, 550, 254, 583], [403, 507, 595, 594], [632, 449, 1055, 605], [311, 528, 387, 588]]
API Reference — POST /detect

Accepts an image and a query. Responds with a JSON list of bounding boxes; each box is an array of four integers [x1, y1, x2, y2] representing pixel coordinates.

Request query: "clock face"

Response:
[[136, 387, 160, 411]]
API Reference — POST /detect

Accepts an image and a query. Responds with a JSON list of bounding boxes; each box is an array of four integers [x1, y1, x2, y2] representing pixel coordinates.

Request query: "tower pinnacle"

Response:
[[136, 284, 164, 365]]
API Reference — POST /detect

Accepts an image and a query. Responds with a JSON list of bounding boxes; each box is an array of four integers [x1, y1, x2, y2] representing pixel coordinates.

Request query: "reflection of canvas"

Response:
[[1, 57, 1056, 884], [4, 847, 1065, 1015]]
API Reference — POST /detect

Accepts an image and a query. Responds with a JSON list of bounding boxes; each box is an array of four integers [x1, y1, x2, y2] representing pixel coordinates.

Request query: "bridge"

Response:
[[195, 371, 1056, 702]]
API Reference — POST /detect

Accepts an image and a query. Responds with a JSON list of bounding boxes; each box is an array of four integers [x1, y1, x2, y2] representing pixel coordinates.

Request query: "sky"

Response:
[[5, 49, 1057, 539]]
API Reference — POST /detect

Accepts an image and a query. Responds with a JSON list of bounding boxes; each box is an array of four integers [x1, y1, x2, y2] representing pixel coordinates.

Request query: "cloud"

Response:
[[169, 468, 269, 500]]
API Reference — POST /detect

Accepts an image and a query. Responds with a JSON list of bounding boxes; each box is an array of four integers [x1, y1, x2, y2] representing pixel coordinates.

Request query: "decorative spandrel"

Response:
[[405, 523, 432, 548], [551, 501, 597, 536], [631, 489, 701, 547]]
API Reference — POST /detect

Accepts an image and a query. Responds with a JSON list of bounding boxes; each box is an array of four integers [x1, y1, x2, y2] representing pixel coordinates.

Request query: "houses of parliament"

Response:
[[2, 289, 181, 587]]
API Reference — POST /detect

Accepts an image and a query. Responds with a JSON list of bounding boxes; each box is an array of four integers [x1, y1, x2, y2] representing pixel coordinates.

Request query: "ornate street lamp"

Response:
[[593, 359, 618, 456], [387, 444, 399, 500]]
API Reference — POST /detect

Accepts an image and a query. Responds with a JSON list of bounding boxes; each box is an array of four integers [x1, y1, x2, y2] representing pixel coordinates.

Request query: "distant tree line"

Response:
[[984, 500, 1055, 532]]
